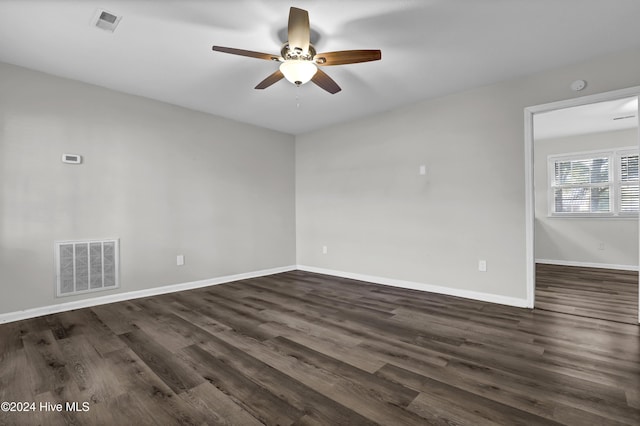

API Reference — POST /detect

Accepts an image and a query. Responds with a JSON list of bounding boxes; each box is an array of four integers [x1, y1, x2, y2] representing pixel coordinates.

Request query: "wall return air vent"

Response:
[[55, 239, 120, 297]]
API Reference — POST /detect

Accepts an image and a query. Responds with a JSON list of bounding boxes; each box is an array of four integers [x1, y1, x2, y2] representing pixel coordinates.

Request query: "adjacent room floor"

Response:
[[535, 263, 639, 324], [1, 270, 638, 425]]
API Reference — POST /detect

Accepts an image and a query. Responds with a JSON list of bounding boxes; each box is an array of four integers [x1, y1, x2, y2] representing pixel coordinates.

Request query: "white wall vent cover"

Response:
[[55, 239, 120, 297], [93, 9, 122, 32]]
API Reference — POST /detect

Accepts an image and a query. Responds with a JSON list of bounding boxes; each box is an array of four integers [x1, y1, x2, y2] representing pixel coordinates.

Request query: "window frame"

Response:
[[547, 147, 639, 218]]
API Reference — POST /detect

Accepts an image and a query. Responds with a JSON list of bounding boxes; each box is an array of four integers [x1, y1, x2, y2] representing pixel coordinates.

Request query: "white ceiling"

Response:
[[1, 0, 640, 135], [534, 97, 639, 140]]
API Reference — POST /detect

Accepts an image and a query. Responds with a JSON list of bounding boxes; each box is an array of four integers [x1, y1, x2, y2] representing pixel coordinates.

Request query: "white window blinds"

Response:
[[619, 152, 639, 213], [548, 148, 639, 217], [552, 156, 610, 214]]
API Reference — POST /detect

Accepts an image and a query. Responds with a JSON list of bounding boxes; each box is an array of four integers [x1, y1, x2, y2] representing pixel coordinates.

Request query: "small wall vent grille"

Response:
[[55, 239, 119, 297], [93, 9, 122, 32]]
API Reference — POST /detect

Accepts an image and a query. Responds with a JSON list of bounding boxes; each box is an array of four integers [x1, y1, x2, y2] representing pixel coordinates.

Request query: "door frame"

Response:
[[524, 85, 640, 322]]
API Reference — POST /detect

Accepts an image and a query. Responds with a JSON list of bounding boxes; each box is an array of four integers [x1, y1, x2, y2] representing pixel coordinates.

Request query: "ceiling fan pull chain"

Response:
[[296, 85, 301, 108]]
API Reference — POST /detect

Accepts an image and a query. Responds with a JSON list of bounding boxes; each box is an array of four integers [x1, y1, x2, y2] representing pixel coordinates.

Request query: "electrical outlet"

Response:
[[478, 260, 487, 272], [177, 255, 185, 266], [322, 246, 328, 255]]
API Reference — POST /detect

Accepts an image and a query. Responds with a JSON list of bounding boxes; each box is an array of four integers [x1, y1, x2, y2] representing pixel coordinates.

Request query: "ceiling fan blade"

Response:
[[311, 69, 341, 94], [255, 70, 285, 90], [212, 46, 279, 61], [315, 50, 382, 66], [288, 7, 310, 54]]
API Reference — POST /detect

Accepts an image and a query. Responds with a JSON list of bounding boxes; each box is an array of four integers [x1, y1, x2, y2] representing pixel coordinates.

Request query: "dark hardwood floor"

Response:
[[536, 263, 639, 324], [1, 270, 639, 425]]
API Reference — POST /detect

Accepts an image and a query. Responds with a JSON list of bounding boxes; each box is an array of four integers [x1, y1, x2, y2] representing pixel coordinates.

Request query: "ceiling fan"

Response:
[[212, 7, 381, 94]]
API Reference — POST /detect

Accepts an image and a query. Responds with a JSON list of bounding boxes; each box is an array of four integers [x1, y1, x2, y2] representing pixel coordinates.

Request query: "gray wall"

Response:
[[0, 62, 296, 315], [534, 129, 638, 267], [296, 48, 640, 300], [3, 46, 640, 315]]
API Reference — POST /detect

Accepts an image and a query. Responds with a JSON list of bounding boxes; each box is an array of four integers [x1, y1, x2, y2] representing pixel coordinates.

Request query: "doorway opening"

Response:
[[524, 86, 640, 324]]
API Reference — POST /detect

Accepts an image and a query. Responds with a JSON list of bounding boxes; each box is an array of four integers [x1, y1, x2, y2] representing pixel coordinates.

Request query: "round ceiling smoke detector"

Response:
[[570, 80, 587, 91]]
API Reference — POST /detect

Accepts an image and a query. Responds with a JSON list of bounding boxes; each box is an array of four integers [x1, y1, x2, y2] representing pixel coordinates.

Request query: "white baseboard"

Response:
[[536, 259, 639, 272], [0, 265, 296, 324], [296, 265, 530, 308], [0, 263, 537, 324]]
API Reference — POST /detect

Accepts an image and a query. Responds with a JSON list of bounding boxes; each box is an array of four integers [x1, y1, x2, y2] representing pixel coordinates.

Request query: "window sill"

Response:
[[548, 214, 639, 219]]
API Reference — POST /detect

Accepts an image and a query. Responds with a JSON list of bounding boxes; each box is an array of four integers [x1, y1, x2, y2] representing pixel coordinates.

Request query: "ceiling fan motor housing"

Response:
[[281, 43, 316, 62]]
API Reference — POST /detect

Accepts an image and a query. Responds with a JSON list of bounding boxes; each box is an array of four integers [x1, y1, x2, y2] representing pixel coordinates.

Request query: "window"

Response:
[[548, 148, 639, 217], [619, 151, 639, 213]]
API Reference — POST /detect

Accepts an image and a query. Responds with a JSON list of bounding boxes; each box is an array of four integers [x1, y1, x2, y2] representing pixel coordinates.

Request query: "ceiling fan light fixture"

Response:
[[279, 60, 317, 86], [211, 7, 381, 94]]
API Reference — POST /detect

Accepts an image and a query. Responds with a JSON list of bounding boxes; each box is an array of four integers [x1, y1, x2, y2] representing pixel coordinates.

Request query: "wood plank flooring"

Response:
[[536, 263, 639, 324], [1, 270, 639, 425]]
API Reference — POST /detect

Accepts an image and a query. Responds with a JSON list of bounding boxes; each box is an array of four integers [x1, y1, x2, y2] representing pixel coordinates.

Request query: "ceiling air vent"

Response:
[[93, 9, 121, 32]]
